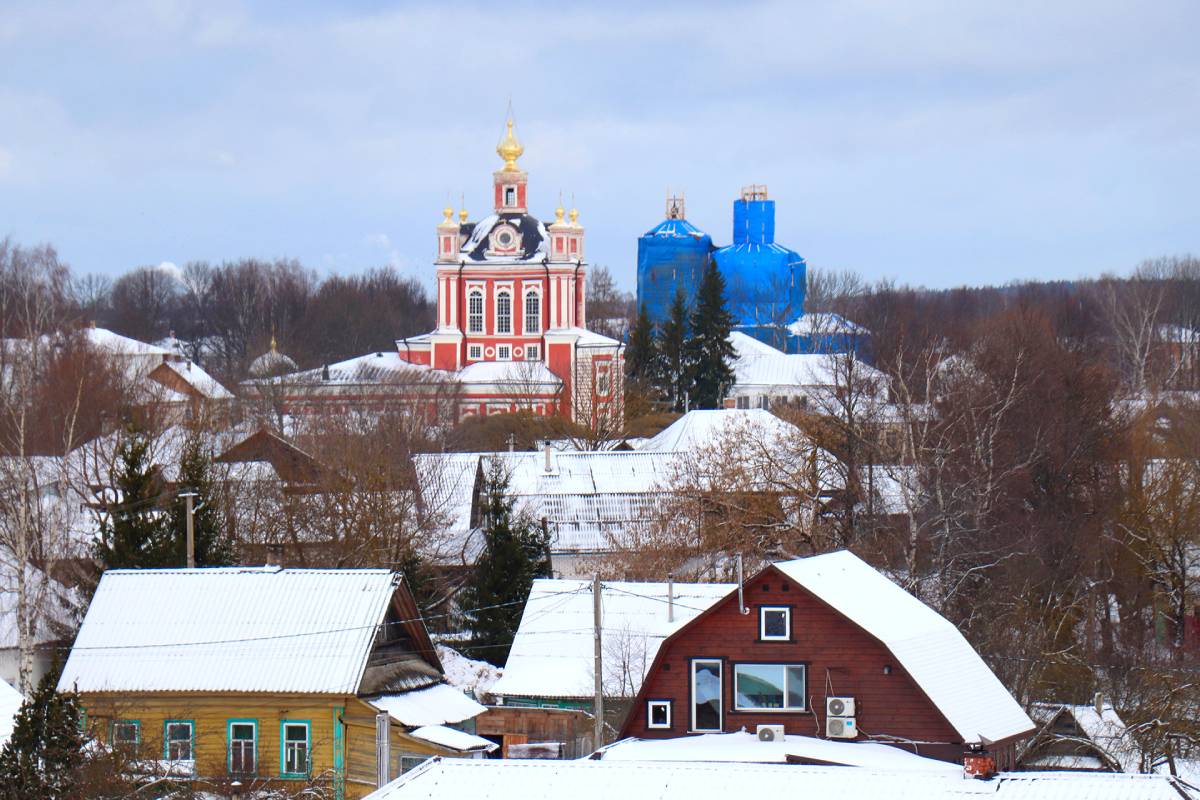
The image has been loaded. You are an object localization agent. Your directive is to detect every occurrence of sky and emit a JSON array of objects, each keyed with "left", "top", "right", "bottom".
[{"left": 1, "top": 0, "right": 1197, "bottom": 295}]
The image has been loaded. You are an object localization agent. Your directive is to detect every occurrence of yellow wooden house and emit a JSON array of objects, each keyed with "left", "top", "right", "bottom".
[{"left": 58, "top": 567, "right": 496, "bottom": 799}]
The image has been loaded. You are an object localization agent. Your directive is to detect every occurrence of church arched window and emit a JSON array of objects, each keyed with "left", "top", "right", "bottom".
[
  {"left": 496, "top": 290, "right": 512, "bottom": 334},
  {"left": 524, "top": 290, "right": 540, "bottom": 334},
  {"left": 468, "top": 289, "right": 484, "bottom": 333}
]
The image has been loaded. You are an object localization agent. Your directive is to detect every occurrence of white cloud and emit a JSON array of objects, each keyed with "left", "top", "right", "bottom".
[{"left": 156, "top": 261, "right": 184, "bottom": 282}]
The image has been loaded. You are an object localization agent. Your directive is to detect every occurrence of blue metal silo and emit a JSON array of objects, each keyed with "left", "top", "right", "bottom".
[{"left": 636, "top": 196, "right": 714, "bottom": 326}]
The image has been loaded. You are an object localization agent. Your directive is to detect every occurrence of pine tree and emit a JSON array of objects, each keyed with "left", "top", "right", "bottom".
[
  {"left": 686, "top": 261, "right": 736, "bottom": 409},
  {"left": 460, "top": 459, "right": 551, "bottom": 666},
  {"left": 625, "top": 303, "right": 658, "bottom": 386},
  {"left": 0, "top": 673, "right": 84, "bottom": 799},
  {"left": 660, "top": 287, "right": 690, "bottom": 412},
  {"left": 168, "top": 432, "right": 235, "bottom": 567},
  {"left": 93, "top": 424, "right": 172, "bottom": 571}
]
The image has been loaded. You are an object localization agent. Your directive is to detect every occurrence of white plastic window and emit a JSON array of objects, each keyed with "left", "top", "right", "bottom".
[
  {"left": 648, "top": 700, "right": 672, "bottom": 730},
  {"left": 760, "top": 606, "right": 790, "bottom": 641},
  {"left": 468, "top": 344, "right": 482, "bottom": 361},
  {"left": 733, "top": 664, "right": 806, "bottom": 712},
  {"left": 691, "top": 659, "right": 722, "bottom": 732},
  {"left": 525, "top": 344, "right": 540, "bottom": 361},
  {"left": 498, "top": 344, "right": 511, "bottom": 361}
]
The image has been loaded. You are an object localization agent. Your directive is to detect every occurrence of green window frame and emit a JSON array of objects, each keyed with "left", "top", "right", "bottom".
[
  {"left": 228, "top": 718, "right": 258, "bottom": 775},
  {"left": 163, "top": 719, "right": 194, "bottom": 761},
  {"left": 112, "top": 719, "right": 140, "bottom": 753},
  {"left": 279, "top": 720, "right": 311, "bottom": 778}
]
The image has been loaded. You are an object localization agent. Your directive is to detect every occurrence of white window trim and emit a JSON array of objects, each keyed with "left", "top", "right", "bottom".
[
  {"left": 496, "top": 289, "right": 513, "bottom": 334},
  {"left": 732, "top": 663, "right": 807, "bottom": 713},
  {"left": 690, "top": 658, "right": 723, "bottom": 733},
  {"left": 525, "top": 344, "right": 540, "bottom": 361},
  {"left": 497, "top": 344, "right": 512, "bottom": 361},
  {"left": 228, "top": 720, "right": 257, "bottom": 775},
  {"left": 467, "top": 289, "right": 484, "bottom": 334},
  {"left": 281, "top": 721, "right": 311, "bottom": 777},
  {"left": 524, "top": 289, "right": 542, "bottom": 334},
  {"left": 647, "top": 700, "right": 672, "bottom": 730},
  {"left": 760, "top": 606, "right": 791, "bottom": 641},
  {"left": 164, "top": 720, "right": 194, "bottom": 761},
  {"left": 468, "top": 344, "right": 482, "bottom": 360}
]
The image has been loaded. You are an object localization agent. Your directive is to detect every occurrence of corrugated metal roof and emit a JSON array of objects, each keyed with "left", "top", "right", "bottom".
[
  {"left": 774, "top": 552, "right": 1034, "bottom": 745},
  {"left": 492, "top": 579, "right": 734, "bottom": 700},
  {"left": 58, "top": 567, "right": 397, "bottom": 694},
  {"left": 366, "top": 759, "right": 1200, "bottom": 800}
]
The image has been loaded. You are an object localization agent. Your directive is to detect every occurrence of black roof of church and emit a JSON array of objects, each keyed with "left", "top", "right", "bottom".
[{"left": 459, "top": 212, "right": 547, "bottom": 262}]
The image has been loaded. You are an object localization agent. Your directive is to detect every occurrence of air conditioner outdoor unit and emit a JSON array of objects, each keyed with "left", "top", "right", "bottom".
[
  {"left": 826, "top": 716, "right": 858, "bottom": 739},
  {"left": 757, "top": 724, "right": 785, "bottom": 742},
  {"left": 826, "top": 696, "right": 856, "bottom": 718}
]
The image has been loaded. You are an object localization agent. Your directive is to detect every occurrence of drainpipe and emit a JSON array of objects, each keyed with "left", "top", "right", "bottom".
[{"left": 736, "top": 554, "right": 749, "bottom": 615}]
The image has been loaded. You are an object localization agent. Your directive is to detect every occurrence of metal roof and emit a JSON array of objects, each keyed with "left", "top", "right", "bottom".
[
  {"left": 365, "top": 759, "right": 1200, "bottom": 800},
  {"left": 58, "top": 567, "right": 398, "bottom": 695}
]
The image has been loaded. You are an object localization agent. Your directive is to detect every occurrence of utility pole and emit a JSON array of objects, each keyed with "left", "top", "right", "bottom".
[
  {"left": 179, "top": 490, "right": 198, "bottom": 568},
  {"left": 592, "top": 574, "right": 604, "bottom": 749}
]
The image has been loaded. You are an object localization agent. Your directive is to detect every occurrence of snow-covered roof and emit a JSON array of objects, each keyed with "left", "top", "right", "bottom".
[
  {"left": 84, "top": 327, "right": 173, "bottom": 357},
  {"left": 408, "top": 725, "right": 497, "bottom": 753},
  {"left": 435, "top": 644, "right": 502, "bottom": 700},
  {"left": 58, "top": 567, "right": 399, "bottom": 694},
  {"left": 492, "top": 579, "right": 734, "bottom": 700},
  {"left": 729, "top": 331, "right": 886, "bottom": 393},
  {"left": 1028, "top": 702, "right": 1139, "bottom": 773},
  {"left": 787, "top": 312, "right": 867, "bottom": 337},
  {"left": 0, "top": 678, "right": 23, "bottom": 747},
  {"left": 597, "top": 730, "right": 957, "bottom": 771},
  {"left": 457, "top": 360, "right": 561, "bottom": 387},
  {"left": 773, "top": 551, "right": 1034, "bottom": 745},
  {"left": 156, "top": 359, "right": 233, "bottom": 400},
  {"left": 250, "top": 351, "right": 434, "bottom": 387},
  {"left": 640, "top": 409, "right": 795, "bottom": 452},
  {"left": 248, "top": 346, "right": 299, "bottom": 377},
  {"left": 366, "top": 683, "right": 486, "bottom": 727},
  {"left": 545, "top": 326, "right": 623, "bottom": 348},
  {"left": 365, "top": 758, "right": 1200, "bottom": 800}
]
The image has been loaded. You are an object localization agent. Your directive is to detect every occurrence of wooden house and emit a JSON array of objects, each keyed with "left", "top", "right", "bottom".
[
  {"left": 58, "top": 567, "right": 495, "bottom": 799},
  {"left": 617, "top": 551, "right": 1034, "bottom": 767}
]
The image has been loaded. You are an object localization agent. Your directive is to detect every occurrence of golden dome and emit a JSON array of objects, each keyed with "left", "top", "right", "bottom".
[
  {"left": 496, "top": 118, "right": 524, "bottom": 171},
  {"left": 568, "top": 207, "right": 580, "bottom": 226},
  {"left": 459, "top": 207, "right": 469, "bottom": 223},
  {"left": 442, "top": 205, "right": 454, "bottom": 224}
]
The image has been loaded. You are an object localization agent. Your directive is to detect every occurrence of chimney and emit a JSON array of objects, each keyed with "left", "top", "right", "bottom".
[
  {"left": 667, "top": 573, "right": 674, "bottom": 623},
  {"left": 266, "top": 543, "right": 285, "bottom": 566},
  {"left": 543, "top": 440, "right": 553, "bottom": 473},
  {"left": 963, "top": 749, "right": 996, "bottom": 780}
]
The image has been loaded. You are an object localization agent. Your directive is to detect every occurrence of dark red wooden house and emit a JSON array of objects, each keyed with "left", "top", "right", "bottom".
[{"left": 618, "top": 551, "right": 1034, "bottom": 767}]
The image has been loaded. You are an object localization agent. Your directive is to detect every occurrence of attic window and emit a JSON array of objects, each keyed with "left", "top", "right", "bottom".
[
  {"left": 504, "top": 186, "right": 516, "bottom": 206},
  {"left": 760, "top": 606, "right": 790, "bottom": 641},
  {"left": 647, "top": 700, "right": 672, "bottom": 730}
]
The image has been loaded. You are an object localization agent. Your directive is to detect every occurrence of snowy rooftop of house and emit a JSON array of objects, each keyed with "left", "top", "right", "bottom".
[
  {"left": 491, "top": 578, "right": 734, "bottom": 700},
  {"left": 58, "top": 567, "right": 399, "bottom": 694},
  {"left": 156, "top": 358, "right": 234, "bottom": 400},
  {"left": 639, "top": 409, "right": 796, "bottom": 452},
  {"left": 457, "top": 360, "right": 561, "bottom": 386},
  {"left": 0, "top": 678, "right": 22, "bottom": 747},
  {"left": 84, "top": 327, "right": 174, "bottom": 357},
  {"left": 786, "top": 312, "right": 867, "bottom": 337},
  {"left": 773, "top": 551, "right": 1034, "bottom": 745},
  {"left": 366, "top": 683, "right": 486, "bottom": 728},
  {"left": 408, "top": 724, "right": 497, "bottom": 753},
  {"left": 729, "top": 331, "right": 886, "bottom": 390},
  {"left": 596, "top": 731, "right": 958, "bottom": 771},
  {"left": 248, "top": 351, "right": 434, "bottom": 387},
  {"left": 1028, "top": 702, "right": 1139, "bottom": 773},
  {"left": 364, "top": 758, "right": 1200, "bottom": 800}
]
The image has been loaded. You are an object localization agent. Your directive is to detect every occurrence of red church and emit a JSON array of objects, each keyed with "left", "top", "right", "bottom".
[
  {"left": 395, "top": 118, "right": 623, "bottom": 425},
  {"left": 244, "top": 120, "right": 624, "bottom": 428}
]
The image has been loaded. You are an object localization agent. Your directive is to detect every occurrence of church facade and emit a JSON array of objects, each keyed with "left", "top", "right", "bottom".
[
  {"left": 394, "top": 120, "right": 624, "bottom": 425},
  {"left": 246, "top": 121, "right": 624, "bottom": 429}
]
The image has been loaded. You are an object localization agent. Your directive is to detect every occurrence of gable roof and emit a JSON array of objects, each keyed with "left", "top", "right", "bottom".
[
  {"left": 365, "top": 758, "right": 1200, "bottom": 800},
  {"left": 772, "top": 551, "right": 1034, "bottom": 745},
  {"left": 491, "top": 579, "right": 734, "bottom": 700},
  {"left": 1026, "top": 702, "right": 1140, "bottom": 773},
  {"left": 58, "top": 567, "right": 401, "bottom": 695}
]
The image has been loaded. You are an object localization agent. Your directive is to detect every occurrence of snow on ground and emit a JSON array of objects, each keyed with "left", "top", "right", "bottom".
[{"left": 437, "top": 644, "right": 502, "bottom": 701}]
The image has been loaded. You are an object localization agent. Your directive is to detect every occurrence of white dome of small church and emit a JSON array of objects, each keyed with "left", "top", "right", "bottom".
[{"left": 249, "top": 336, "right": 298, "bottom": 377}]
